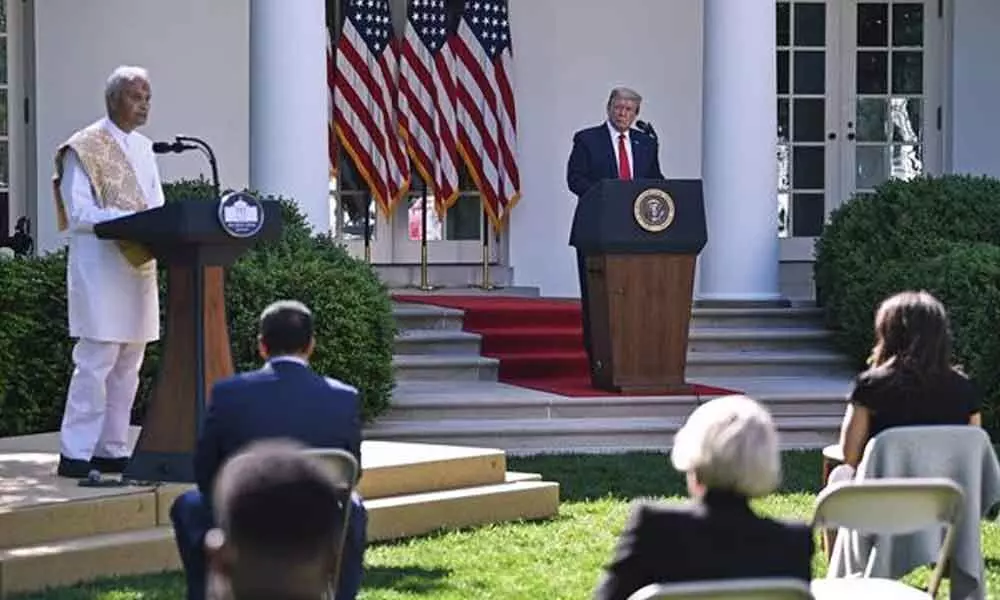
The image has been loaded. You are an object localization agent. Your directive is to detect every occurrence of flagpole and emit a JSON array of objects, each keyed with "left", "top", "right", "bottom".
[
  {"left": 414, "top": 179, "right": 436, "bottom": 291},
  {"left": 363, "top": 197, "right": 372, "bottom": 263},
  {"left": 474, "top": 209, "right": 497, "bottom": 290}
]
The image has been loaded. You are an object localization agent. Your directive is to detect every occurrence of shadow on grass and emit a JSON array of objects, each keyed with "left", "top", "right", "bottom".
[
  {"left": 363, "top": 565, "right": 453, "bottom": 595},
  {"left": 509, "top": 450, "right": 824, "bottom": 503}
]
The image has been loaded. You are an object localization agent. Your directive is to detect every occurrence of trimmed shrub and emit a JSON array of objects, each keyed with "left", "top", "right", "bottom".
[
  {"left": 813, "top": 174, "right": 1000, "bottom": 433},
  {"left": 0, "top": 179, "right": 395, "bottom": 436}
]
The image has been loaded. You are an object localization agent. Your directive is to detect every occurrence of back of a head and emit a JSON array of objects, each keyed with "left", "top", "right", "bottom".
[
  {"left": 870, "top": 290, "right": 953, "bottom": 378},
  {"left": 212, "top": 440, "right": 349, "bottom": 598},
  {"left": 670, "top": 395, "right": 781, "bottom": 497},
  {"left": 259, "top": 300, "right": 314, "bottom": 356}
]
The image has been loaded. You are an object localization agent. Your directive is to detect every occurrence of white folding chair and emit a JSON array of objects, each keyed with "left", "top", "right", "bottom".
[
  {"left": 810, "top": 478, "right": 963, "bottom": 599},
  {"left": 626, "top": 578, "right": 814, "bottom": 599},
  {"left": 300, "top": 448, "right": 360, "bottom": 600}
]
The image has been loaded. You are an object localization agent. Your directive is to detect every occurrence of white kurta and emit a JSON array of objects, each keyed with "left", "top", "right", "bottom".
[{"left": 61, "top": 118, "right": 165, "bottom": 343}]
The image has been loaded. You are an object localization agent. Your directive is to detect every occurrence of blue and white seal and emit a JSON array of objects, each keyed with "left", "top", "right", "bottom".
[{"left": 218, "top": 191, "right": 265, "bottom": 238}]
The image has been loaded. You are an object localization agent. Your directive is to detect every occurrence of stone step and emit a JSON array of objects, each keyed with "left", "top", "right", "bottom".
[
  {"left": 687, "top": 327, "right": 835, "bottom": 353},
  {"left": 685, "top": 350, "right": 853, "bottom": 378},
  {"left": 691, "top": 306, "right": 825, "bottom": 329},
  {"left": 394, "top": 328, "right": 483, "bottom": 355},
  {"left": 377, "top": 264, "right": 516, "bottom": 289},
  {"left": 392, "top": 354, "right": 500, "bottom": 381},
  {"left": 0, "top": 474, "right": 559, "bottom": 597},
  {"left": 393, "top": 303, "right": 466, "bottom": 331},
  {"left": 366, "top": 416, "right": 842, "bottom": 455}
]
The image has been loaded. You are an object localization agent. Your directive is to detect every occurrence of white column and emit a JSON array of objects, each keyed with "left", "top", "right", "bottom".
[
  {"left": 249, "top": 0, "right": 330, "bottom": 233},
  {"left": 698, "top": 0, "right": 782, "bottom": 301}
]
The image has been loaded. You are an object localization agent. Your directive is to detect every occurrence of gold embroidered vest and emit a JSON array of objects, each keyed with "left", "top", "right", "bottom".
[{"left": 52, "top": 126, "right": 153, "bottom": 267}]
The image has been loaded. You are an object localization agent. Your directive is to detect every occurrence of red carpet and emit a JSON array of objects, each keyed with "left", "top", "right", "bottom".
[{"left": 394, "top": 294, "right": 740, "bottom": 398}]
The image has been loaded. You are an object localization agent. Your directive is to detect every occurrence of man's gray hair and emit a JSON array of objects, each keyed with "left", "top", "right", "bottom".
[
  {"left": 670, "top": 395, "right": 781, "bottom": 497},
  {"left": 607, "top": 86, "right": 643, "bottom": 108},
  {"left": 105, "top": 65, "right": 149, "bottom": 109}
]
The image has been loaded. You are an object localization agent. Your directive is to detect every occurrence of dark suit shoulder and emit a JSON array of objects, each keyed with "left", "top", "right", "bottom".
[{"left": 323, "top": 375, "right": 359, "bottom": 396}]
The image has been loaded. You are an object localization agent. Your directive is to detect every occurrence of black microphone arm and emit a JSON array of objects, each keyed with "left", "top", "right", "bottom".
[
  {"left": 636, "top": 119, "right": 657, "bottom": 141},
  {"left": 176, "top": 135, "right": 221, "bottom": 200}
]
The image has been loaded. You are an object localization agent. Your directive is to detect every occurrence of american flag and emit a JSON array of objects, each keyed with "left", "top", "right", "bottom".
[
  {"left": 332, "top": 0, "right": 411, "bottom": 216},
  {"left": 453, "top": 0, "right": 520, "bottom": 228},
  {"left": 327, "top": 28, "right": 338, "bottom": 178},
  {"left": 398, "top": 0, "right": 461, "bottom": 215}
]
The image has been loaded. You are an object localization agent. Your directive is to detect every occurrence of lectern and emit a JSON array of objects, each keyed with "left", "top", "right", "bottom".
[
  {"left": 569, "top": 179, "right": 707, "bottom": 393},
  {"left": 95, "top": 198, "right": 282, "bottom": 482}
]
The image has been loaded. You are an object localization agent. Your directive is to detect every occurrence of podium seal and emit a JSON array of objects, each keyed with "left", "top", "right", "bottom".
[
  {"left": 633, "top": 188, "right": 675, "bottom": 233},
  {"left": 218, "top": 191, "right": 265, "bottom": 238}
]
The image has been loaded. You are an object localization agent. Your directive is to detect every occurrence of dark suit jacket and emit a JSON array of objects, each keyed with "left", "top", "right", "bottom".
[
  {"left": 193, "top": 357, "right": 363, "bottom": 508},
  {"left": 592, "top": 491, "right": 814, "bottom": 600},
  {"left": 566, "top": 123, "right": 664, "bottom": 198}
]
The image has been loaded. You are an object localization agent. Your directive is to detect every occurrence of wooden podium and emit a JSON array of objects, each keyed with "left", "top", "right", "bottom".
[
  {"left": 569, "top": 179, "right": 707, "bottom": 394},
  {"left": 94, "top": 199, "right": 282, "bottom": 483}
]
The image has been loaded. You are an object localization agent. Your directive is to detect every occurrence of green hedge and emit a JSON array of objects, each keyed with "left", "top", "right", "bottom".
[
  {"left": 813, "top": 174, "right": 1000, "bottom": 433},
  {"left": 0, "top": 179, "right": 396, "bottom": 436}
]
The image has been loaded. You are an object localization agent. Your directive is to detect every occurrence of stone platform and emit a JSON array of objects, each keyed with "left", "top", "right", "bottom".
[{"left": 0, "top": 429, "right": 559, "bottom": 597}]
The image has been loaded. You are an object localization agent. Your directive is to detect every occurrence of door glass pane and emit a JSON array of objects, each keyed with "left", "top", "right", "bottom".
[
  {"left": 0, "top": 38, "right": 6, "bottom": 85},
  {"left": 777, "top": 2, "right": 791, "bottom": 46},
  {"left": 892, "top": 3, "right": 924, "bottom": 46},
  {"left": 792, "top": 193, "right": 825, "bottom": 237},
  {"left": 0, "top": 3, "right": 6, "bottom": 33},
  {"left": 856, "top": 51, "right": 888, "bottom": 94},
  {"left": 407, "top": 195, "right": 443, "bottom": 241},
  {"left": 0, "top": 140, "right": 8, "bottom": 188},
  {"left": 793, "top": 3, "right": 825, "bottom": 46},
  {"left": 891, "top": 98, "right": 921, "bottom": 143},
  {"left": 891, "top": 144, "right": 924, "bottom": 180},
  {"left": 778, "top": 98, "right": 790, "bottom": 141},
  {"left": 857, "top": 3, "right": 888, "bottom": 46},
  {"left": 793, "top": 51, "right": 825, "bottom": 93},
  {"left": 792, "top": 146, "right": 825, "bottom": 189},
  {"left": 892, "top": 51, "right": 923, "bottom": 94},
  {"left": 445, "top": 196, "right": 482, "bottom": 241},
  {"left": 856, "top": 98, "right": 888, "bottom": 142},
  {"left": 0, "top": 90, "right": 7, "bottom": 136},
  {"left": 793, "top": 98, "right": 825, "bottom": 142},
  {"left": 777, "top": 50, "right": 790, "bottom": 95},
  {"left": 856, "top": 145, "right": 889, "bottom": 189}
]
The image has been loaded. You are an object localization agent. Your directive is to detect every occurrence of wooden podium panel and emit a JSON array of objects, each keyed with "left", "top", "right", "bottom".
[{"left": 586, "top": 254, "right": 695, "bottom": 394}]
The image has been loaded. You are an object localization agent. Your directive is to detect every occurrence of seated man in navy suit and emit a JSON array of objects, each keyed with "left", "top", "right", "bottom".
[
  {"left": 170, "top": 300, "right": 366, "bottom": 600},
  {"left": 566, "top": 87, "right": 664, "bottom": 360}
]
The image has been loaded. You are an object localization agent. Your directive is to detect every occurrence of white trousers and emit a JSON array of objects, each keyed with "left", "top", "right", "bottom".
[{"left": 59, "top": 338, "right": 146, "bottom": 461}]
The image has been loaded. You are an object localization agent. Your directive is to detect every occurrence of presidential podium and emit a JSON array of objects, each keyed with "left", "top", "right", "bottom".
[
  {"left": 94, "top": 198, "right": 282, "bottom": 482},
  {"left": 569, "top": 179, "right": 707, "bottom": 393}
]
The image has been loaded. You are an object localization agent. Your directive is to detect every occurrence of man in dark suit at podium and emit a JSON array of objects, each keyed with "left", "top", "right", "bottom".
[
  {"left": 169, "top": 300, "right": 367, "bottom": 600},
  {"left": 566, "top": 87, "right": 664, "bottom": 360}
]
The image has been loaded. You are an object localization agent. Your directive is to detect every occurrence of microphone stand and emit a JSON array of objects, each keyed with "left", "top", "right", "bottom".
[{"left": 176, "top": 135, "right": 221, "bottom": 199}]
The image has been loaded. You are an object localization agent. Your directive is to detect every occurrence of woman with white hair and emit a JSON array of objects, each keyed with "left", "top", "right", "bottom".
[{"left": 592, "top": 395, "right": 814, "bottom": 600}]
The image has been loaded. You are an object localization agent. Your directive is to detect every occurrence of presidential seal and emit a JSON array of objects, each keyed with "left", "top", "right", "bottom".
[
  {"left": 218, "top": 191, "right": 265, "bottom": 238},
  {"left": 633, "top": 188, "right": 675, "bottom": 233}
]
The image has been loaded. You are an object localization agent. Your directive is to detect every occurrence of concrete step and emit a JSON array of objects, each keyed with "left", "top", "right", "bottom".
[
  {"left": 0, "top": 474, "right": 559, "bottom": 597},
  {"left": 393, "top": 303, "right": 466, "bottom": 331},
  {"left": 687, "top": 327, "right": 835, "bottom": 353},
  {"left": 691, "top": 306, "right": 825, "bottom": 329},
  {"left": 685, "top": 350, "right": 853, "bottom": 378},
  {"left": 392, "top": 354, "right": 500, "bottom": 381},
  {"left": 394, "top": 329, "right": 483, "bottom": 355},
  {"left": 367, "top": 415, "right": 842, "bottom": 455},
  {"left": 377, "top": 264, "right": 516, "bottom": 289}
]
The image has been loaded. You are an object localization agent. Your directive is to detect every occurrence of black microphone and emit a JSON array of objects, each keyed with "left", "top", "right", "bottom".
[
  {"left": 152, "top": 140, "right": 197, "bottom": 154},
  {"left": 153, "top": 135, "right": 221, "bottom": 199},
  {"left": 635, "top": 119, "right": 657, "bottom": 141}
]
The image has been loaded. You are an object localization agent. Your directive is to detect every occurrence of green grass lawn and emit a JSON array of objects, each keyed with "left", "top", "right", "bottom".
[{"left": 13, "top": 451, "right": 1000, "bottom": 599}]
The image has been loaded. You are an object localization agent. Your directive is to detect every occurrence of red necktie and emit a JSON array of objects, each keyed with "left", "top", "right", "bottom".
[{"left": 617, "top": 133, "right": 631, "bottom": 180}]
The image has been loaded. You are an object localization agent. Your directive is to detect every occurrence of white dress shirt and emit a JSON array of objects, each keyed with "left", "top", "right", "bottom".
[{"left": 607, "top": 120, "right": 634, "bottom": 179}]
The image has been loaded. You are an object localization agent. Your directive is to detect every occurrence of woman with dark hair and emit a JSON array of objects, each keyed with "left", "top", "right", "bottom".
[{"left": 837, "top": 290, "right": 982, "bottom": 468}]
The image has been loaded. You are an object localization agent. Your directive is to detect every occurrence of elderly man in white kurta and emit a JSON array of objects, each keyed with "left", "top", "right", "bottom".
[{"left": 51, "top": 66, "right": 165, "bottom": 479}]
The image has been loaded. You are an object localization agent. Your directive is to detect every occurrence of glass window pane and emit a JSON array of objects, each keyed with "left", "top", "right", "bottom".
[
  {"left": 0, "top": 140, "right": 9, "bottom": 188},
  {"left": 0, "top": 90, "right": 8, "bottom": 136},
  {"left": 857, "top": 3, "right": 888, "bottom": 47},
  {"left": 0, "top": 37, "right": 6, "bottom": 85},
  {"left": 778, "top": 98, "right": 790, "bottom": 142},
  {"left": 891, "top": 144, "right": 924, "bottom": 181},
  {"left": 792, "top": 193, "right": 825, "bottom": 237},
  {"left": 336, "top": 154, "right": 368, "bottom": 192},
  {"left": 856, "top": 145, "right": 889, "bottom": 190},
  {"left": 891, "top": 98, "right": 922, "bottom": 143},
  {"left": 777, "top": 51, "right": 790, "bottom": 95},
  {"left": 407, "top": 195, "right": 443, "bottom": 241},
  {"left": 793, "top": 3, "right": 825, "bottom": 47},
  {"left": 339, "top": 194, "right": 376, "bottom": 241},
  {"left": 792, "top": 146, "right": 824, "bottom": 189},
  {"left": 445, "top": 195, "right": 481, "bottom": 241},
  {"left": 793, "top": 51, "right": 825, "bottom": 94},
  {"left": 856, "top": 51, "right": 888, "bottom": 94},
  {"left": 892, "top": 51, "right": 924, "bottom": 94},
  {"left": 856, "top": 98, "right": 888, "bottom": 142},
  {"left": 777, "top": 144, "right": 791, "bottom": 191},
  {"left": 777, "top": 2, "right": 790, "bottom": 47},
  {"left": 892, "top": 3, "right": 924, "bottom": 46},
  {"left": 458, "top": 164, "right": 477, "bottom": 192},
  {"left": 793, "top": 98, "right": 824, "bottom": 142},
  {"left": 0, "top": 2, "right": 6, "bottom": 33},
  {"left": 778, "top": 191, "right": 790, "bottom": 238}
]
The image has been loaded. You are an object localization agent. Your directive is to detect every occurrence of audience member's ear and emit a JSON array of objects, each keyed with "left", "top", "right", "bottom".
[
  {"left": 256, "top": 335, "right": 268, "bottom": 361},
  {"left": 305, "top": 337, "right": 317, "bottom": 358},
  {"left": 205, "top": 528, "right": 235, "bottom": 577}
]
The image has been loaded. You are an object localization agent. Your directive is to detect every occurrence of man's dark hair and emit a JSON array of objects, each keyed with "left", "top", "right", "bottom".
[{"left": 259, "top": 300, "right": 314, "bottom": 356}]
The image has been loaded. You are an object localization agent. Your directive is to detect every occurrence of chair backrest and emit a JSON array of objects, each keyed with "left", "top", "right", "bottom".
[
  {"left": 813, "top": 477, "right": 963, "bottom": 535},
  {"left": 299, "top": 448, "right": 360, "bottom": 600},
  {"left": 626, "top": 578, "right": 814, "bottom": 600}
]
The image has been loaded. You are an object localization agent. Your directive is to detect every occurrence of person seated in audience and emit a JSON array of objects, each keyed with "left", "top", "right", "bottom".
[
  {"left": 592, "top": 395, "right": 813, "bottom": 600},
  {"left": 835, "top": 290, "right": 982, "bottom": 471},
  {"left": 203, "top": 440, "right": 350, "bottom": 600}
]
